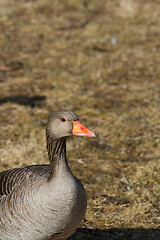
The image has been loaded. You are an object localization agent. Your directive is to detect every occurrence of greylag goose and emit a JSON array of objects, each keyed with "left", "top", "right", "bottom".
[{"left": 0, "top": 110, "right": 95, "bottom": 240}]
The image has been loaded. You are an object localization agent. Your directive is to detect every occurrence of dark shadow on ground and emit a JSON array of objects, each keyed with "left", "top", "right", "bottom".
[
  {"left": 0, "top": 95, "right": 46, "bottom": 107},
  {"left": 68, "top": 227, "right": 160, "bottom": 240}
]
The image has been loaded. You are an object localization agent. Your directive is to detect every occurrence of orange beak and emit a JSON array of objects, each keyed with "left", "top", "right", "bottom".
[{"left": 72, "top": 121, "right": 95, "bottom": 138}]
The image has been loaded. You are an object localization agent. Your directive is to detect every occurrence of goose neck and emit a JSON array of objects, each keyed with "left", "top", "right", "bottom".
[{"left": 46, "top": 132, "right": 68, "bottom": 178}]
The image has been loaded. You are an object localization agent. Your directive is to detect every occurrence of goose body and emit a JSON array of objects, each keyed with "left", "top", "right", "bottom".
[{"left": 0, "top": 110, "right": 95, "bottom": 240}]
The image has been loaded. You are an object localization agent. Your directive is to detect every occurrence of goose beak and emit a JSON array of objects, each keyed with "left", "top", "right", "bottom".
[{"left": 72, "top": 121, "right": 95, "bottom": 138}]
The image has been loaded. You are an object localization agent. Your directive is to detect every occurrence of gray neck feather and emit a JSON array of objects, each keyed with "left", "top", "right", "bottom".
[{"left": 46, "top": 132, "right": 68, "bottom": 179}]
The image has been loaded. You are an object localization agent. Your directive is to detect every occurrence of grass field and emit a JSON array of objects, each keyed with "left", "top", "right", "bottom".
[{"left": 0, "top": 0, "right": 160, "bottom": 239}]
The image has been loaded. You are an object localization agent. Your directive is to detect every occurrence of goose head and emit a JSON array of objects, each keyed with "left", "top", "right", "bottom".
[{"left": 47, "top": 110, "right": 95, "bottom": 140}]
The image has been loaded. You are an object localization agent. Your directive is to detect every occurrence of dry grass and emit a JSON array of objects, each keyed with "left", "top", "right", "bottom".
[{"left": 0, "top": 0, "right": 160, "bottom": 239}]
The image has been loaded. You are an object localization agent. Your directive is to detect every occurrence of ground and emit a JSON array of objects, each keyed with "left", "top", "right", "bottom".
[{"left": 0, "top": 0, "right": 160, "bottom": 239}]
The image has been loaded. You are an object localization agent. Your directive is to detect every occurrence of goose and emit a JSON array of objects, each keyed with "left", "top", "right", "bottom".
[{"left": 0, "top": 110, "right": 95, "bottom": 240}]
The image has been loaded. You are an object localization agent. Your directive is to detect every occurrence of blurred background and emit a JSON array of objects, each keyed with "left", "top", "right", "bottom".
[{"left": 0, "top": 0, "right": 160, "bottom": 239}]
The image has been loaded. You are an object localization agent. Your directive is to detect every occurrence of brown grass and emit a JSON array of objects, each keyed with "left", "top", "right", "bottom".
[{"left": 0, "top": 0, "right": 160, "bottom": 239}]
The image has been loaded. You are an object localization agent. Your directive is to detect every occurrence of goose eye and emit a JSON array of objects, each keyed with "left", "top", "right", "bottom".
[{"left": 61, "top": 117, "right": 66, "bottom": 122}]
